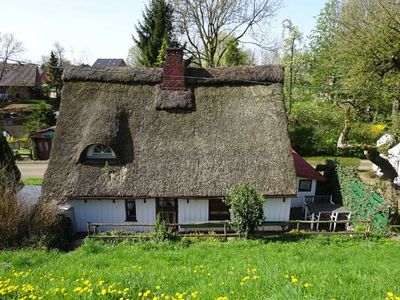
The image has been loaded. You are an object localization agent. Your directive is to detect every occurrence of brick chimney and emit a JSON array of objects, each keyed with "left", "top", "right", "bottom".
[{"left": 161, "top": 48, "right": 186, "bottom": 90}]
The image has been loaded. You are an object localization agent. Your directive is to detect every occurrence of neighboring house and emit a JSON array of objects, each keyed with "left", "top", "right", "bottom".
[
  {"left": 43, "top": 48, "right": 296, "bottom": 233},
  {"left": 0, "top": 63, "right": 42, "bottom": 99},
  {"left": 290, "top": 149, "right": 325, "bottom": 208},
  {"left": 92, "top": 59, "right": 127, "bottom": 68},
  {"left": 0, "top": 103, "right": 32, "bottom": 126},
  {"left": 29, "top": 126, "right": 56, "bottom": 160}
]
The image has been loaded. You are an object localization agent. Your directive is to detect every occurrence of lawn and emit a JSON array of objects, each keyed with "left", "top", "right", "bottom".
[
  {"left": 22, "top": 178, "right": 44, "bottom": 186},
  {"left": 304, "top": 156, "right": 361, "bottom": 168},
  {"left": 1, "top": 236, "right": 400, "bottom": 299}
]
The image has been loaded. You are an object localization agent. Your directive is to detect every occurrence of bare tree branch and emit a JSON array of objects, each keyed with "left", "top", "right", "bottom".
[
  {"left": 174, "top": 0, "right": 281, "bottom": 66},
  {"left": 0, "top": 33, "right": 24, "bottom": 80}
]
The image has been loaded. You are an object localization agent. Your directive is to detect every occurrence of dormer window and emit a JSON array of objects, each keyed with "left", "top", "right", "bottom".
[{"left": 83, "top": 144, "right": 117, "bottom": 164}]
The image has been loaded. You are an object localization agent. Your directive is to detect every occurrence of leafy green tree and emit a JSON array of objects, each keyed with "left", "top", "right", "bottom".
[
  {"left": 308, "top": 0, "right": 341, "bottom": 92},
  {"left": 47, "top": 51, "right": 63, "bottom": 99},
  {"left": 225, "top": 182, "right": 264, "bottom": 239},
  {"left": 134, "top": 0, "right": 175, "bottom": 67},
  {"left": 0, "top": 134, "right": 20, "bottom": 184},
  {"left": 223, "top": 38, "right": 251, "bottom": 66},
  {"left": 25, "top": 103, "right": 56, "bottom": 133}
]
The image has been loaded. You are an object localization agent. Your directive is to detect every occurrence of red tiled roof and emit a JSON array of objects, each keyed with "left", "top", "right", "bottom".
[{"left": 292, "top": 149, "right": 325, "bottom": 181}]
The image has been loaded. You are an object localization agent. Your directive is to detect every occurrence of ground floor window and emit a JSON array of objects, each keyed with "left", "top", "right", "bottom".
[
  {"left": 125, "top": 200, "right": 137, "bottom": 221},
  {"left": 209, "top": 199, "right": 230, "bottom": 221},
  {"left": 299, "top": 180, "right": 312, "bottom": 192}
]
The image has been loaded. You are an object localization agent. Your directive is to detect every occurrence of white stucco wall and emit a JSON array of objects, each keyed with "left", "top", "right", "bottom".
[
  {"left": 66, "top": 199, "right": 156, "bottom": 232},
  {"left": 67, "top": 197, "right": 292, "bottom": 233},
  {"left": 177, "top": 199, "right": 208, "bottom": 223},
  {"left": 290, "top": 177, "right": 317, "bottom": 208},
  {"left": 258, "top": 198, "right": 291, "bottom": 231}
]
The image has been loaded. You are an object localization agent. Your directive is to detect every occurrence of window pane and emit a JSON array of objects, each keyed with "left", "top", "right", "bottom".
[{"left": 299, "top": 180, "right": 312, "bottom": 192}]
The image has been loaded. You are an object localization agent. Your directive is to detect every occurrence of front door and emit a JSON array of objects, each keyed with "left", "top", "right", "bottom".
[{"left": 156, "top": 198, "right": 178, "bottom": 224}]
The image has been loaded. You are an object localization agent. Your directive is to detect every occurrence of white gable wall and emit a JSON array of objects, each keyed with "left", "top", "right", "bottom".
[{"left": 290, "top": 177, "right": 317, "bottom": 207}]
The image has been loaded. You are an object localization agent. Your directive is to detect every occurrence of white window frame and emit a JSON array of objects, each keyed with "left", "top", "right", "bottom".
[{"left": 86, "top": 144, "right": 116, "bottom": 159}]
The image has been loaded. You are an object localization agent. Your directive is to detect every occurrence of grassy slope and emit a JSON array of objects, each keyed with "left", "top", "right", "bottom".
[{"left": 1, "top": 237, "right": 400, "bottom": 299}]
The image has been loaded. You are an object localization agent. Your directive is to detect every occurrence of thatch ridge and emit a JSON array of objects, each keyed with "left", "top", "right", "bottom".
[{"left": 62, "top": 65, "right": 284, "bottom": 85}]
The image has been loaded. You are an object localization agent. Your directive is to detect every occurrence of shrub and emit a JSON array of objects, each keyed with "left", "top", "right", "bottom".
[
  {"left": 152, "top": 215, "right": 176, "bottom": 242},
  {"left": 0, "top": 170, "right": 73, "bottom": 250},
  {"left": 0, "top": 167, "right": 30, "bottom": 248},
  {"left": 225, "top": 182, "right": 264, "bottom": 239}
]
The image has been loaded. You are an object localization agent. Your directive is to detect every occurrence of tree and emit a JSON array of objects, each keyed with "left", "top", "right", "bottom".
[
  {"left": 46, "top": 51, "right": 63, "bottom": 99},
  {"left": 334, "top": 0, "right": 400, "bottom": 183},
  {"left": 0, "top": 134, "right": 20, "bottom": 184},
  {"left": 173, "top": 0, "right": 281, "bottom": 67},
  {"left": 308, "top": 0, "right": 341, "bottom": 91},
  {"left": 282, "top": 19, "right": 303, "bottom": 114},
  {"left": 24, "top": 103, "right": 56, "bottom": 133},
  {"left": 0, "top": 32, "right": 24, "bottom": 80},
  {"left": 223, "top": 38, "right": 252, "bottom": 66},
  {"left": 225, "top": 182, "right": 264, "bottom": 238},
  {"left": 134, "top": 0, "right": 175, "bottom": 67}
]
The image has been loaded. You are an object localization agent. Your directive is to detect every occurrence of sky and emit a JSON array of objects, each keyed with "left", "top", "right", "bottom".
[{"left": 0, "top": 0, "right": 326, "bottom": 65}]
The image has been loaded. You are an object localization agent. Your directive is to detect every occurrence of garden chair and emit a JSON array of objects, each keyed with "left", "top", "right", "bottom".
[{"left": 329, "top": 212, "right": 352, "bottom": 232}]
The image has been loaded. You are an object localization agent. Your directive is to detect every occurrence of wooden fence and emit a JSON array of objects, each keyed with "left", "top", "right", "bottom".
[{"left": 86, "top": 219, "right": 372, "bottom": 240}]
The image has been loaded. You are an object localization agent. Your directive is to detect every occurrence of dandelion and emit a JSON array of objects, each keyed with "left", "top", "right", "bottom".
[
  {"left": 304, "top": 283, "right": 312, "bottom": 288},
  {"left": 290, "top": 276, "right": 298, "bottom": 284},
  {"left": 387, "top": 292, "right": 394, "bottom": 298}
]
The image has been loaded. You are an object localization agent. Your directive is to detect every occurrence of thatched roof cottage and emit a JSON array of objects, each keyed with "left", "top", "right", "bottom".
[{"left": 43, "top": 49, "right": 297, "bottom": 232}]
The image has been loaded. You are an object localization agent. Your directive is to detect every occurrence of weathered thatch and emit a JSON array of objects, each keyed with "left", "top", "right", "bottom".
[{"left": 43, "top": 65, "right": 295, "bottom": 202}]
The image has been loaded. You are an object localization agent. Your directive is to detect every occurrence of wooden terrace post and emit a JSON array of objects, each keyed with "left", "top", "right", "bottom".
[
  {"left": 223, "top": 222, "right": 227, "bottom": 240},
  {"left": 87, "top": 222, "right": 91, "bottom": 236}
]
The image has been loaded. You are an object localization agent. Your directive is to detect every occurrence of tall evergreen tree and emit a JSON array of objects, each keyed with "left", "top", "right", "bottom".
[
  {"left": 134, "top": 0, "right": 175, "bottom": 67},
  {"left": 223, "top": 39, "right": 250, "bottom": 67},
  {"left": 47, "top": 51, "right": 63, "bottom": 99}
]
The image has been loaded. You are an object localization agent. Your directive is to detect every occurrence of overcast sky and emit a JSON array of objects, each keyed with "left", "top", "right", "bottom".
[{"left": 0, "top": 0, "right": 326, "bottom": 65}]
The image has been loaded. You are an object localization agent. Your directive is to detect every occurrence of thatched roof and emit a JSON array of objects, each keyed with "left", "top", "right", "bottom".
[{"left": 43, "top": 65, "right": 296, "bottom": 202}]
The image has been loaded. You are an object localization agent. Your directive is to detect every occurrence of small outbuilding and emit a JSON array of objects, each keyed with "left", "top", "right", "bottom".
[{"left": 43, "top": 49, "right": 296, "bottom": 233}]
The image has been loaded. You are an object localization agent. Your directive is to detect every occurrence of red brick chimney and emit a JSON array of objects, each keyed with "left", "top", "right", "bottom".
[{"left": 161, "top": 48, "right": 186, "bottom": 90}]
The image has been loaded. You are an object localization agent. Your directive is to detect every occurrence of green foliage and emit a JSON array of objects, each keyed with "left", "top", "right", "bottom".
[
  {"left": 81, "top": 239, "right": 107, "bottom": 254},
  {"left": 289, "top": 101, "right": 343, "bottom": 155},
  {"left": 222, "top": 39, "right": 251, "bottom": 66},
  {"left": 134, "top": 0, "right": 175, "bottom": 67},
  {"left": 46, "top": 51, "right": 63, "bottom": 99},
  {"left": 152, "top": 215, "right": 176, "bottom": 242},
  {"left": 225, "top": 183, "right": 264, "bottom": 238},
  {"left": 337, "top": 165, "right": 391, "bottom": 234},
  {"left": 24, "top": 102, "right": 56, "bottom": 133},
  {"left": 0, "top": 134, "right": 20, "bottom": 183},
  {"left": 2, "top": 237, "right": 400, "bottom": 298}
]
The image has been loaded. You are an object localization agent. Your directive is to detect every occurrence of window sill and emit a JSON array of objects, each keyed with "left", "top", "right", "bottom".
[{"left": 125, "top": 219, "right": 137, "bottom": 222}]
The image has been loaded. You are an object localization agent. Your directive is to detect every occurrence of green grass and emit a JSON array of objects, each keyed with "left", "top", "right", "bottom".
[
  {"left": 304, "top": 156, "right": 361, "bottom": 168},
  {"left": 1, "top": 236, "right": 400, "bottom": 299},
  {"left": 22, "top": 178, "right": 43, "bottom": 186}
]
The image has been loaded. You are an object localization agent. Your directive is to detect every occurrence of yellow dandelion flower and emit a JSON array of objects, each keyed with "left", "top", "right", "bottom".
[
  {"left": 138, "top": 292, "right": 143, "bottom": 296},
  {"left": 291, "top": 277, "right": 298, "bottom": 284},
  {"left": 303, "top": 283, "right": 312, "bottom": 288}
]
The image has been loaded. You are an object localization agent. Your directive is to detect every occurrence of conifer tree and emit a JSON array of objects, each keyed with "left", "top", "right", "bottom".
[
  {"left": 47, "top": 51, "right": 63, "bottom": 99},
  {"left": 134, "top": 0, "right": 175, "bottom": 67}
]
